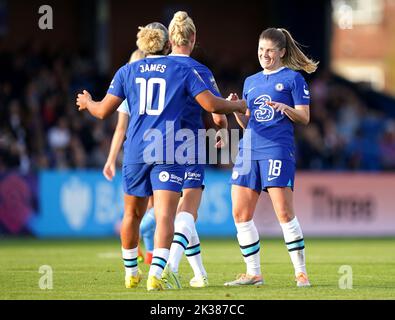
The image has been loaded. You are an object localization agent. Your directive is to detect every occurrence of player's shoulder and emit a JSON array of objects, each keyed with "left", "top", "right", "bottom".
[
  {"left": 169, "top": 55, "right": 210, "bottom": 73},
  {"left": 282, "top": 67, "right": 305, "bottom": 82},
  {"left": 186, "top": 57, "right": 211, "bottom": 72},
  {"left": 245, "top": 71, "right": 263, "bottom": 85},
  {"left": 115, "top": 62, "right": 131, "bottom": 74},
  {"left": 165, "top": 56, "right": 192, "bottom": 71}
]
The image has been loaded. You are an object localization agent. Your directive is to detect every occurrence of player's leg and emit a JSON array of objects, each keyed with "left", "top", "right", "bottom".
[
  {"left": 121, "top": 194, "right": 149, "bottom": 288},
  {"left": 139, "top": 195, "right": 155, "bottom": 264},
  {"left": 224, "top": 159, "right": 263, "bottom": 286},
  {"left": 165, "top": 164, "right": 207, "bottom": 288},
  {"left": 165, "top": 187, "right": 207, "bottom": 288},
  {"left": 224, "top": 184, "right": 263, "bottom": 286},
  {"left": 146, "top": 164, "right": 184, "bottom": 291},
  {"left": 267, "top": 186, "right": 310, "bottom": 287},
  {"left": 121, "top": 163, "right": 152, "bottom": 288},
  {"left": 264, "top": 158, "right": 310, "bottom": 287},
  {"left": 181, "top": 188, "right": 208, "bottom": 288},
  {"left": 147, "top": 189, "right": 181, "bottom": 290}
]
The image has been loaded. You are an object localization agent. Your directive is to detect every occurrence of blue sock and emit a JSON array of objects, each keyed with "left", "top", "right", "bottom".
[{"left": 140, "top": 208, "right": 156, "bottom": 252}]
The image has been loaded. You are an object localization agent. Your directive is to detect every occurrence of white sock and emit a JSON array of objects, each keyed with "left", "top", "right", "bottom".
[
  {"left": 185, "top": 225, "right": 207, "bottom": 277},
  {"left": 235, "top": 220, "right": 261, "bottom": 276},
  {"left": 167, "top": 211, "right": 194, "bottom": 273},
  {"left": 149, "top": 248, "right": 170, "bottom": 279},
  {"left": 121, "top": 247, "right": 139, "bottom": 277},
  {"left": 280, "top": 216, "right": 306, "bottom": 275}
]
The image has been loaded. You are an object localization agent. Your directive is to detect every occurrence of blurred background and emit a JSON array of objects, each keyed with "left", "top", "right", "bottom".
[{"left": 1, "top": 0, "right": 394, "bottom": 238}]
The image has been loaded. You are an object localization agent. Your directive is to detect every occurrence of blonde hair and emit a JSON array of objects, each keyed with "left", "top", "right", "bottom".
[
  {"left": 129, "top": 49, "right": 145, "bottom": 63},
  {"left": 260, "top": 28, "right": 318, "bottom": 74},
  {"left": 136, "top": 22, "right": 169, "bottom": 55},
  {"left": 168, "top": 11, "right": 196, "bottom": 46}
]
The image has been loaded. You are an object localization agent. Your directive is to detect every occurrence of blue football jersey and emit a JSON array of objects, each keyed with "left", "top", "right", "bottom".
[
  {"left": 168, "top": 54, "right": 221, "bottom": 162},
  {"left": 107, "top": 56, "right": 208, "bottom": 164},
  {"left": 239, "top": 67, "right": 310, "bottom": 161}
]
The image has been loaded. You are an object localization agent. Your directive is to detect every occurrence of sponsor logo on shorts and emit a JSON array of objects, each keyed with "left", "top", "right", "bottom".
[
  {"left": 159, "top": 171, "right": 170, "bottom": 182},
  {"left": 232, "top": 171, "right": 239, "bottom": 180},
  {"left": 186, "top": 172, "right": 202, "bottom": 181},
  {"left": 169, "top": 174, "right": 183, "bottom": 185}
]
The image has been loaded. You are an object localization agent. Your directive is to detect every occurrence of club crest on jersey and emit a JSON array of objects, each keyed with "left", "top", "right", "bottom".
[
  {"left": 275, "top": 83, "right": 284, "bottom": 91},
  {"left": 253, "top": 94, "right": 274, "bottom": 122}
]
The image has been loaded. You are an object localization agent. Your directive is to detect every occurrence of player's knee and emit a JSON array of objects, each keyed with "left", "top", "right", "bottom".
[
  {"left": 275, "top": 206, "right": 293, "bottom": 223},
  {"left": 232, "top": 208, "right": 254, "bottom": 223}
]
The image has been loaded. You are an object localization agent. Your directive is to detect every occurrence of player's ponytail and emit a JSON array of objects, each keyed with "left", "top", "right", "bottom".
[
  {"left": 136, "top": 22, "right": 169, "bottom": 55},
  {"left": 129, "top": 49, "right": 145, "bottom": 63},
  {"left": 260, "top": 28, "right": 318, "bottom": 74},
  {"left": 169, "top": 11, "right": 196, "bottom": 47}
]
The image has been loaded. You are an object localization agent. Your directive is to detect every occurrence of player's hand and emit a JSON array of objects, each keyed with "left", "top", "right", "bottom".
[
  {"left": 227, "top": 93, "right": 247, "bottom": 115},
  {"left": 215, "top": 129, "right": 228, "bottom": 148},
  {"left": 238, "top": 99, "right": 247, "bottom": 114},
  {"left": 268, "top": 101, "right": 289, "bottom": 115},
  {"left": 76, "top": 90, "right": 92, "bottom": 111},
  {"left": 226, "top": 93, "right": 239, "bottom": 101},
  {"left": 103, "top": 162, "right": 116, "bottom": 181}
]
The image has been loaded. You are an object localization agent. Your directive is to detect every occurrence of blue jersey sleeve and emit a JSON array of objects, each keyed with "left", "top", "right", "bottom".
[
  {"left": 242, "top": 80, "right": 248, "bottom": 100},
  {"left": 184, "top": 67, "right": 209, "bottom": 98},
  {"left": 200, "top": 69, "right": 221, "bottom": 97},
  {"left": 117, "top": 99, "right": 130, "bottom": 115},
  {"left": 291, "top": 73, "right": 310, "bottom": 106},
  {"left": 242, "top": 77, "right": 252, "bottom": 101},
  {"left": 107, "top": 64, "right": 127, "bottom": 99}
]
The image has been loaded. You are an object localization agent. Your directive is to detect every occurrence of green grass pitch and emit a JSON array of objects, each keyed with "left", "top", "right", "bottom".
[{"left": 0, "top": 237, "right": 394, "bottom": 300}]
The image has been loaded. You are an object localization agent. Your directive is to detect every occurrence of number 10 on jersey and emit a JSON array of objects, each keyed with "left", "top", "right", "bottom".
[{"left": 136, "top": 77, "right": 166, "bottom": 115}]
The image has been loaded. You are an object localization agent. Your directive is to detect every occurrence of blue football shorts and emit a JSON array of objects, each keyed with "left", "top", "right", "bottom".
[
  {"left": 122, "top": 163, "right": 185, "bottom": 197},
  {"left": 183, "top": 163, "right": 205, "bottom": 189},
  {"left": 230, "top": 158, "right": 295, "bottom": 192}
]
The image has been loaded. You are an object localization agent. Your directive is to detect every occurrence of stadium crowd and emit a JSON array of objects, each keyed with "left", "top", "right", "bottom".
[{"left": 1, "top": 45, "right": 395, "bottom": 173}]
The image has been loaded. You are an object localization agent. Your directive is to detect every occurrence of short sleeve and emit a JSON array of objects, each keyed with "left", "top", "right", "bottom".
[
  {"left": 107, "top": 64, "right": 127, "bottom": 99},
  {"left": 117, "top": 99, "right": 130, "bottom": 115},
  {"left": 242, "top": 78, "right": 250, "bottom": 101},
  {"left": 200, "top": 68, "right": 221, "bottom": 97},
  {"left": 184, "top": 67, "right": 208, "bottom": 98},
  {"left": 292, "top": 73, "right": 310, "bottom": 106}
]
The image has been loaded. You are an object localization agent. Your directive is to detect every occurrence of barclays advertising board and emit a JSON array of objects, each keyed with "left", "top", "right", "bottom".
[{"left": 30, "top": 169, "right": 236, "bottom": 237}]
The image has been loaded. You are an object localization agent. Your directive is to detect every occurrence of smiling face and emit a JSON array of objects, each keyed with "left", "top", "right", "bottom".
[{"left": 258, "top": 38, "right": 286, "bottom": 71}]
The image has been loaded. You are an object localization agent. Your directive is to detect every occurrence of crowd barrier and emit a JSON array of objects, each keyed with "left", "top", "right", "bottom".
[{"left": 1, "top": 170, "right": 394, "bottom": 237}]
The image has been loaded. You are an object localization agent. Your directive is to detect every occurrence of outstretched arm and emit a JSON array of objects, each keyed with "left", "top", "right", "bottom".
[
  {"left": 103, "top": 112, "right": 129, "bottom": 181},
  {"left": 195, "top": 90, "right": 247, "bottom": 115},
  {"left": 76, "top": 90, "right": 123, "bottom": 119}
]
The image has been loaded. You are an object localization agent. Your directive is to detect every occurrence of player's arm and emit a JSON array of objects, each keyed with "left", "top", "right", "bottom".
[
  {"left": 195, "top": 90, "right": 247, "bottom": 114},
  {"left": 268, "top": 102, "right": 310, "bottom": 125},
  {"left": 211, "top": 113, "right": 228, "bottom": 148},
  {"left": 103, "top": 112, "right": 129, "bottom": 181},
  {"left": 212, "top": 113, "right": 228, "bottom": 129},
  {"left": 76, "top": 91, "right": 122, "bottom": 119},
  {"left": 226, "top": 93, "right": 250, "bottom": 129},
  {"left": 234, "top": 109, "right": 251, "bottom": 129}
]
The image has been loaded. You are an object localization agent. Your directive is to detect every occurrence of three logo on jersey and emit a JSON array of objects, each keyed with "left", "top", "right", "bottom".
[{"left": 253, "top": 94, "right": 274, "bottom": 122}]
